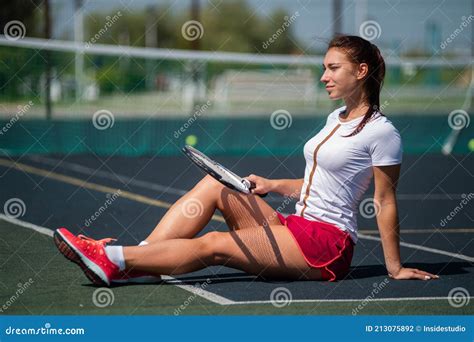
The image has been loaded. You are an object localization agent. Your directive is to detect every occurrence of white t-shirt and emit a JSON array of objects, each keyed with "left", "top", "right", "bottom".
[{"left": 294, "top": 106, "right": 403, "bottom": 243}]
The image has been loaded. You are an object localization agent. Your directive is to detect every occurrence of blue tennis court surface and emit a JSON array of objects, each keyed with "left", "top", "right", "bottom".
[{"left": 0, "top": 153, "right": 472, "bottom": 314}]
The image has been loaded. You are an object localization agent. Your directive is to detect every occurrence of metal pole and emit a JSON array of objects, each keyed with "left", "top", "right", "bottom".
[
  {"left": 44, "top": 0, "right": 52, "bottom": 120},
  {"left": 470, "top": 0, "right": 473, "bottom": 113},
  {"left": 145, "top": 5, "right": 157, "bottom": 90},
  {"left": 74, "top": 0, "right": 84, "bottom": 101},
  {"left": 354, "top": 0, "right": 368, "bottom": 33},
  {"left": 190, "top": 0, "right": 200, "bottom": 51},
  {"left": 333, "top": 0, "right": 342, "bottom": 36},
  {"left": 190, "top": 0, "right": 201, "bottom": 112}
]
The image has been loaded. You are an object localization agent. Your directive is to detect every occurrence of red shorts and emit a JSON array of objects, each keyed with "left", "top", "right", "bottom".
[{"left": 277, "top": 213, "right": 354, "bottom": 281}]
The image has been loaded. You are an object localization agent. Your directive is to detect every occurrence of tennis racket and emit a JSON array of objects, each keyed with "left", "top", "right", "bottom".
[{"left": 182, "top": 145, "right": 267, "bottom": 197}]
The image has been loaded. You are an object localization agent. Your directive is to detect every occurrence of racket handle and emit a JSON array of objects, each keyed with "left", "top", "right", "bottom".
[{"left": 248, "top": 180, "right": 268, "bottom": 198}]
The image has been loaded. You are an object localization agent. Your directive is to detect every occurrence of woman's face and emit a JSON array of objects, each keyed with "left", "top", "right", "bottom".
[{"left": 320, "top": 48, "right": 366, "bottom": 101}]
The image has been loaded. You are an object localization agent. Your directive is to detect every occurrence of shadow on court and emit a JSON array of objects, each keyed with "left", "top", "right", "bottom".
[{"left": 0, "top": 152, "right": 472, "bottom": 314}]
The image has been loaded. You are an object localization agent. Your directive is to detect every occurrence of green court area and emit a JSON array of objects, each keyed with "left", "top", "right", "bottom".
[{"left": 1, "top": 220, "right": 471, "bottom": 316}]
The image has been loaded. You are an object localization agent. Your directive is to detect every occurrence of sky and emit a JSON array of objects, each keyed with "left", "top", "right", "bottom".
[{"left": 50, "top": 0, "right": 473, "bottom": 55}]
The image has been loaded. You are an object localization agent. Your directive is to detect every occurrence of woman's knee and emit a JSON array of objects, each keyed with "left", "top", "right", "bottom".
[
  {"left": 199, "top": 231, "right": 231, "bottom": 266},
  {"left": 194, "top": 175, "right": 224, "bottom": 194}
]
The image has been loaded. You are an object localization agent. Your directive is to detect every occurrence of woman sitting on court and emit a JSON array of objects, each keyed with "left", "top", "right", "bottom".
[{"left": 54, "top": 35, "right": 438, "bottom": 285}]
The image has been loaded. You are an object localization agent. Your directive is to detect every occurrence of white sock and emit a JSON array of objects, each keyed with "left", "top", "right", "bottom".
[
  {"left": 138, "top": 241, "right": 149, "bottom": 246},
  {"left": 104, "top": 246, "right": 125, "bottom": 271}
]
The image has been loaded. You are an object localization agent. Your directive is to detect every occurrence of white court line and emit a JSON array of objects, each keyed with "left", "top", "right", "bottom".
[
  {"left": 230, "top": 296, "right": 474, "bottom": 305},
  {"left": 360, "top": 228, "right": 474, "bottom": 234},
  {"left": 0, "top": 214, "right": 54, "bottom": 237},
  {"left": 26, "top": 155, "right": 467, "bottom": 201},
  {"left": 0, "top": 214, "right": 236, "bottom": 305},
  {"left": 163, "top": 275, "right": 255, "bottom": 284},
  {"left": 161, "top": 276, "right": 235, "bottom": 305},
  {"left": 2, "top": 214, "right": 473, "bottom": 306},
  {"left": 359, "top": 233, "right": 474, "bottom": 263}
]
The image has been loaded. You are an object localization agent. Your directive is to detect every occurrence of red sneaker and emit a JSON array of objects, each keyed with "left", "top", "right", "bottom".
[{"left": 54, "top": 228, "right": 119, "bottom": 286}]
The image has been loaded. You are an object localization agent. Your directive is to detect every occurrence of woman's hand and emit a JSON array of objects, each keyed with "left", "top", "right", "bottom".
[
  {"left": 245, "top": 174, "right": 274, "bottom": 195},
  {"left": 388, "top": 267, "right": 439, "bottom": 280}
]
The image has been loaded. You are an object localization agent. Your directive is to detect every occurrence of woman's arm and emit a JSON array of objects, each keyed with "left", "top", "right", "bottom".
[
  {"left": 246, "top": 174, "right": 303, "bottom": 198},
  {"left": 373, "top": 165, "right": 439, "bottom": 280},
  {"left": 272, "top": 178, "right": 304, "bottom": 198}
]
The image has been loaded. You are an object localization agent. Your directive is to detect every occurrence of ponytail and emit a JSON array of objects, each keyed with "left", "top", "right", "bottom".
[{"left": 328, "top": 36, "right": 386, "bottom": 136}]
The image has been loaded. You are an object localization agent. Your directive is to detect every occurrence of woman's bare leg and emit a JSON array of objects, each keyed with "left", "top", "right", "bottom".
[
  {"left": 144, "top": 175, "right": 281, "bottom": 243},
  {"left": 125, "top": 225, "right": 321, "bottom": 280}
]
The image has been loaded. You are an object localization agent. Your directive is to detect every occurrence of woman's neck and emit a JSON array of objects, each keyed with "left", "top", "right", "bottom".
[{"left": 341, "top": 94, "right": 370, "bottom": 121}]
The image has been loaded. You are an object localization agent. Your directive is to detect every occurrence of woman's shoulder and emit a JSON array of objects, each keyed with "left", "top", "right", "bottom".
[{"left": 366, "top": 112, "right": 400, "bottom": 136}]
